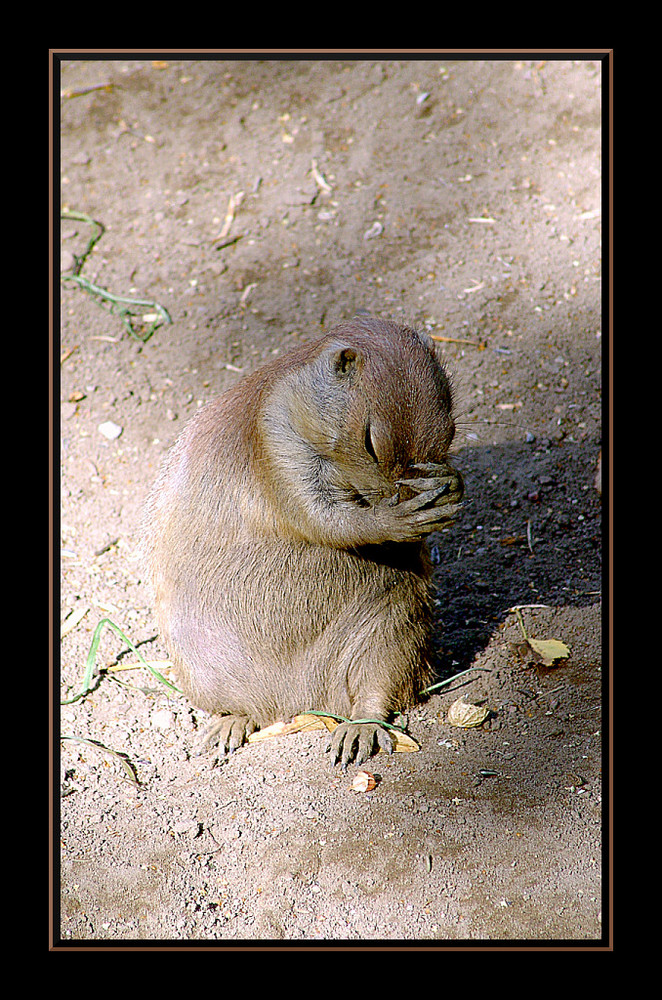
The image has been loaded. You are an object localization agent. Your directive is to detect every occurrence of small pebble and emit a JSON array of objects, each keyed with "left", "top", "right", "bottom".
[
  {"left": 98, "top": 420, "right": 123, "bottom": 440},
  {"left": 364, "top": 221, "right": 384, "bottom": 240},
  {"left": 151, "top": 709, "right": 174, "bottom": 731}
]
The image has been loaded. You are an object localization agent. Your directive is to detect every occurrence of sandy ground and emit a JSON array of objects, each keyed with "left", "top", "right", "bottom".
[{"left": 55, "top": 53, "right": 608, "bottom": 950}]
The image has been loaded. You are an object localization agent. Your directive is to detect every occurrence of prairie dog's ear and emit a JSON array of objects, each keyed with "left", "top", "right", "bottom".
[
  {"left": 415, "top": 327, "right": 435, "bottom": 351},
  {"left": 329, "top": 344, "right": 364, "bottom": 378}
]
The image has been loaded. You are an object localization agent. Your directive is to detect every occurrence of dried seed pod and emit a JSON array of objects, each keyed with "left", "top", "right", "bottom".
[
  {"left": 446, "top": 697, "right": 489, "bottom": 728},
  {"left": 350, "top": 770, "right": 377, "bottom": 793}
]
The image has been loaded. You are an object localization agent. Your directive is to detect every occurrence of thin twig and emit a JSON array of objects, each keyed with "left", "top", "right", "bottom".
[
  {"left": 421, "top": 665, "right": 491, "bottom": 694},
  {"left": 61, "top": 83, "right": 114, "bottom": 100},
  {"left": 429, "top": 333, "right": 486, "bottom": 349}
]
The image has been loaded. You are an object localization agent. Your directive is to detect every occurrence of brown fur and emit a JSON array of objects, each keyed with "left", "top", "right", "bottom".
[{"left": 141, "top": 315, "right": 463, "bottom": 764}]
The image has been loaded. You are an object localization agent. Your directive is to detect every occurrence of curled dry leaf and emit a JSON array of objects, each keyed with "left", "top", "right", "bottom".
[
  {"left": 351, "top": 770, "right": 377, "bottom": 793},
  {"left": 446, "top": 697, "right": 489, "bottom": 728}
]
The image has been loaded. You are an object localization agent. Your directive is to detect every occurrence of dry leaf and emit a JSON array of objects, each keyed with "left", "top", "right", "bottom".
[
  {"left": 246, "top": 714, "right": 419, "bottom": 752},
  {"left": 446, "top": 697, "right": 489, "bottom": 728},
  {"left": 246, "top": 714, "right": 327, "bottom": 744},
  {"left": 387, "top": 730, "right": 420, "bottom": 752},
  {"left": 350, "top": 771, "right": 377, "bottom": 793},
  {"left": 526, "top": 638, "right": 570, "bottom": 667},
  {"left": 248, "top": 721, "right": 289, "bottom": 741}
]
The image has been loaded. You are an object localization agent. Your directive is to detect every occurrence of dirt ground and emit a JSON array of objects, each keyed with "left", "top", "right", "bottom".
[{"left": 55, "top": 53, "right": 608, "bottom": 950}]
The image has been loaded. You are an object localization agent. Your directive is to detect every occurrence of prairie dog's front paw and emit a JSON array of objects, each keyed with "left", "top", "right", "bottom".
[
  {"left": 397, "top": 462, "right": 464, "bottom": 507},
  {"left": 374, "top": 461, "right": 463, "bottom": 540},
  {"left": 199, "top": 714, "right": 257, "bottom": 755}
]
